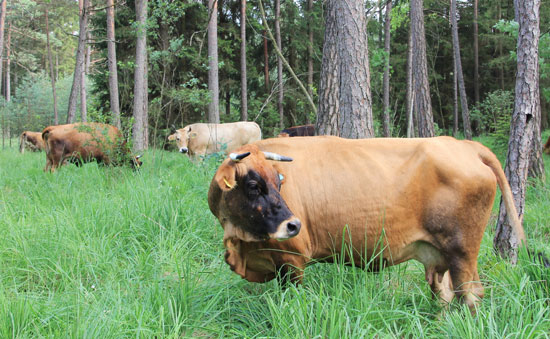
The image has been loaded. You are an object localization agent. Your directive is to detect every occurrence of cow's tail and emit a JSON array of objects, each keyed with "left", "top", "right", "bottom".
[
  {"left": 42, "top": 128, "right": 53, "bottom": 154},
  {"left": 478, "top": 147, "right": 526, "bottom": 247},
  {"left": 19, "top": 132, "right": 26, "bottom": 153}
]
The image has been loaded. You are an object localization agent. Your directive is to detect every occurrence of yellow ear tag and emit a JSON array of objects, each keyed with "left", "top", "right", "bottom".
[{"left": 223, "top": 178, "right": 233, "bottom": 189}]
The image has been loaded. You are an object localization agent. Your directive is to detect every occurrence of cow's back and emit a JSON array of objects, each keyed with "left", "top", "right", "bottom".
[{"left": 251, "top": 136, "right": 497, "bottom": 261}]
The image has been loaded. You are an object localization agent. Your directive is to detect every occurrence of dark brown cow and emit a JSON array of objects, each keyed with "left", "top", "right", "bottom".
[
  {"left": 42, "top": 122, "right": 141, "bottom": 172},
  {"left": 277, "top": 124, "right": 315, "bottom": 138},
  {"left": 19, "top": 131, "right": 46, "bottom": 153},
  {"left": 208, "top": 136, "right": 527, "bottom": 310},
  {"left": 544, "top": 135, "right": 550, "bottom": 155}
]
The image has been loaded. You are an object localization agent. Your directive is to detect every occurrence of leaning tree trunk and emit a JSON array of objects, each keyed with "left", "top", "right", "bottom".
[
  {"left": 207, "top": 0, "right": 220, "bottom": 124},
  {"left": 275, "top": 0, "right": 284, "bottom": 129},
  {"left": 45, "top": 6, "right": 59, "bottom": 125},
  {"left": 452, "top": 43, "right": 458, "bottom": 137},
  {"left": 317, "top": 0, "right": 373, "bottom": 139},
  {"left": 306, "top": 0, "right": 313, "bottom": 125},
  {"left": 410, "top": 0, "right": 434, "bottom": 137},
  {"left": 381, "top": 0, "right": 392, "bottom": 137},
  {"left": 494, "top": 0, "right": 540, "bottom": 263},
  {"left": 106, "top": 0, "right": 121, "bottom": 128},
  {"left": 240, "top": 0, "right": 247, "bottom": 121},
  {"left": 450, "top": 0, "right": 472, "bottom": 139},
  {"left": 66, "top": 0, "right": 89, "bottom": 123},
  {"left": 263, "top": 28, "right": 269, "bottom": 91},
  {"left": 132, "top": 0, "right": 148, "bottom": 151}
]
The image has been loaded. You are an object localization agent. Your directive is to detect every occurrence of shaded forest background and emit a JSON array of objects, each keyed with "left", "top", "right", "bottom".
[{"left": 1, "top": 0, "right": 549, "bottom": 149}]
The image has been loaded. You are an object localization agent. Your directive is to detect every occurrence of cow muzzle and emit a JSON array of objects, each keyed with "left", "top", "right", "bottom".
[
  {"left": 179, "top": 147, "right": 188, "bottom": 154},
  {"left": 269, "top": 218, "right": 301, "bottom": 240}
]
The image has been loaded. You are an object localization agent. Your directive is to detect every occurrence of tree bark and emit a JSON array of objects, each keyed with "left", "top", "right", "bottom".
[
  {"left": 473, "top": 0, "right": 479, "bottom": 104},
  {"left": 410, "top": 0, "right": 434, "bottom": 137},
  {"left": 67, "top": 0, "right": 89, "bottom": 123},
  {"left": 45, "top": 6, "right": 59, "bottom": 125},
  {"left": 406, "top": 30, "right": 415, "bottom": 138},
  {"left": 208, "top": 0, "right": 220, "bottom": 123},
  {"left": 528, "top": 90, "right": 545, "bottom": 180},
  {"left": 275, "top": 0, "right": 283, "bottom": 129},
  {"left": 107, "top": 0, "right": 121, "bottom": 128},
  {"left": 240, "top": 0, "right": 247, "bottom": 121},
  {"left": 306, "top": 0, "right": 313, "bottom": 125},
  {"left": 452, "top": 41, "right": 458, "bottom": 137},
  {"left": 450, "top": 0, "right": 472, "bottom": 139},
  {"left": 0, "top": 0, "right": 6, "bottom": 97},
  {"left": 80, "top": 63, "right": 87, "bottom": 122},
  {"left": 382, "top": 0, "right": 392, "bottom": 137},
  {"left": 5, "top": 22, "right": 9, "bottom": 102},
  {"left": 494, "top": 0, "right": 540, "bottom": 262},
  {"left": 132, "top": 0, "right": 148, "bottom": 151},
  {"left": 317, "top": 0, "right": 374, "bottom": 139},
  {"left": 263, "top": 28, "right": 269, "bottom": 91}
]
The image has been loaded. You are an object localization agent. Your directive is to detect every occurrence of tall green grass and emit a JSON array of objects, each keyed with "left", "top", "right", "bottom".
[{"left": 0, "top": 139, "right": 548, "bottom": 338}]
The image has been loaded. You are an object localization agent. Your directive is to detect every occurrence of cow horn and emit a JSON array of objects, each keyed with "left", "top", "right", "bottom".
[
  {"left": 229, "top": 152, "right": 251, "bottom": 162},
  {"left": 263, "top": 151, "right": 293, "bottom": 162}
]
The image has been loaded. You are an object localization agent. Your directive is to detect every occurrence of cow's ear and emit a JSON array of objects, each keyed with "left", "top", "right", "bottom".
[
  {"left": 167, "top": 134, "right": 176, "bottom": 141},
  {"left": 214, "top": 164, "right": 237, "bottom": 191}
]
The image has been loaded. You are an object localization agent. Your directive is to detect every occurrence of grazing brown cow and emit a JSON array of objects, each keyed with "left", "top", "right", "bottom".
[
  {"left": 173, "top": 122, "right": 261, "bottom": 158},
  {"left": 544, "top": 135, "right": 550, "bottom": 155},
  {"left": 19, "top": 131, "right": 46, "bottom": 153},
  {"left": 42, "top": 122, "right": 141, "bottom": 172},
  {"left": 277, "top": 124, "right": 315, "bottom": 138},
  {"left": 208, "top": 136, "right": 526, "bottom": 310}
]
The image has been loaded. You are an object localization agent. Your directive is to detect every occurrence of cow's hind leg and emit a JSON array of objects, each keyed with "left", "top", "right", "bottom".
[{"left": 448, "top": 255, "right": 483, "bottom": 312}]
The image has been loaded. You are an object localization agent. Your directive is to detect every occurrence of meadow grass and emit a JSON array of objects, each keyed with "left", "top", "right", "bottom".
[{"left": 0, "top": 137, "right": 549, "bottom": 338}]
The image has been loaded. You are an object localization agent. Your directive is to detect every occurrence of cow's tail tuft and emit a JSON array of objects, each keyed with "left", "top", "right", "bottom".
[{"left": 478, "top": 146, "right": 527, "bottom": 247}]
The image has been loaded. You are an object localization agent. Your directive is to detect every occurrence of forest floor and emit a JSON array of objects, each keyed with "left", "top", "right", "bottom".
[{"left": 0, "top": 134, "right": 549, "bottom": 338}]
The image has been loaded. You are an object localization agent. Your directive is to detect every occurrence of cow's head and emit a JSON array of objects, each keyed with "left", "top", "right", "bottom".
[
  {"left": 175, "top": 126, "right": 197, "bottom": 154},
  {"left": 208, "top": 144, "right": 301, "bottom": 242}
]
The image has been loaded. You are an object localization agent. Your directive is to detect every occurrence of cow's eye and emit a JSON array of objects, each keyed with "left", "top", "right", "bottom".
[
  {"left": 247, "top": 181, "right": 260, "bottom": 195},
  {"left": 176, "top": 137, "right": 180, "bottom": 141}
]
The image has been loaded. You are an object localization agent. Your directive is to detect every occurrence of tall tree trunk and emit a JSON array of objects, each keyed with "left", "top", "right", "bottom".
[
  {"left": 275, "top": 0, "right": 283, "bottom": 129},
  {"left": 240, "top": 0, "right": 247, "bottom": 121},
  {"left": 132, "top": 0, "right": 148, "bottom": 151},
  {"left": 67, "top": 0, "right": 89, "bottom": 123},
  {"left": 208, "top": 0, "right": 220, "bottom": 123},
  {"left": 406, "top": 30, "right": 415, "bottom": 138},
  {"left": 45, "top": 6, "right": 59, "bottom": 125},
  {"left": 107, "top": 0, "right": 121, "bottom": 128},
  {"left": 382, "top": 0, "right": 392, "bottom": 137},
  {"left": 86, "top": 31, "right": 91, "bottom": 74},
  {"left": 306, "top": 0, "right": 313, "bottom": 125},
  {"left": 450, "top": 0, "right": 472, "bottom": 139},
  {"left": 528, "top": 90, "right": 545, "bottom": 180},
  {"left": 80, "top": 65, "right": 87, "bottom": 122},
  {"left": 410, "top": 0, "right": 434, "bottom": 137},
  {"left": 317, "top": 0, "right": 373, "bottom": 139},
  {"left": 452, "top": 41, "right": 458, "bottom": 137},
  {"left": 263, "top": 28, "right": 269, "bottom": 91},
  {"left": 494, "top": 0, "right": 540, "bottom": 262},
  {"left": 0, "top": 0, "right": 6, "bottom": 97},
  {"left": 5, "top": 22, "right": 9, "bottom": 146},
  {"left": 473, "top": 0, "right": 479, "bottom": 104}
]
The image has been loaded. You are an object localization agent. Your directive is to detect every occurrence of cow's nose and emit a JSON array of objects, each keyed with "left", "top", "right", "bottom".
[
  {"left": 286, "top": 219, "right": 301, "bottom": 237},
  {"left": 179, "top": 147, "right": 188, "bottom": 154}
]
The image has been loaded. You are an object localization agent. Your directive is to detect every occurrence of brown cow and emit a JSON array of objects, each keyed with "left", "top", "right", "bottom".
[
  {"left": 544, "top": 135, "right": 550, "bottom": 154},
  {"left": 42, "top": 122, "right": 141, "bottom": 172},
  {"left": 19, "top": 131, "right": 46, "bottom": 153},
  {"left": 277, "top": 124, "right": 315, "bottom": 138},
  {"left": 208, "top": 136, "right": 527, "bottom": 310}
]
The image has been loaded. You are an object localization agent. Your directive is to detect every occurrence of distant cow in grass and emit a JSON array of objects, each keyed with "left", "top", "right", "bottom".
[
  {"left": 544, "top": 135, "right": 550, "bottom": 155},
  {"left": 173, "top": 122, "right": 262, "bottom": 158},
  {"left": 19, "top": 131, "right": 46, "bottom": 153},
  {"left": 277, "top": 124, "right": 315, "bottom": 138},
  {"left": 42, "top": 122, "right": 142, "bottom": 172}
]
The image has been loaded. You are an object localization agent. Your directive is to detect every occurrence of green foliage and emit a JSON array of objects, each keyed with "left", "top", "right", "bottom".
[
  {"left": 471, "top": 90, "right": 514, "bottom": 152},
  {"left": 0, "top": 136, "right": 549, "bottom": 337}
]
